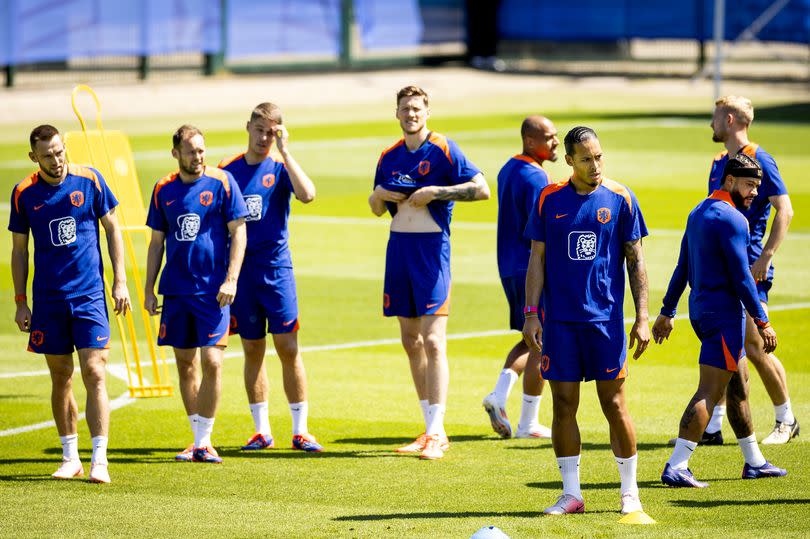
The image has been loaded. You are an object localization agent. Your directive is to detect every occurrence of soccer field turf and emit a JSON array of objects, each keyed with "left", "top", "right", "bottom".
[{"left": 0, "top": 90, "right": 808, "bottom": 537}]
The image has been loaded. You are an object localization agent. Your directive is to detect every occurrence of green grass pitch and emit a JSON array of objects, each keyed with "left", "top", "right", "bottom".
[{"left": 0, "top": 89, "right": 808, "bottom": 538}]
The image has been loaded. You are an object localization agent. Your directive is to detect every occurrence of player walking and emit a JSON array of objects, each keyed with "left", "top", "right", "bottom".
[
  {"left": 9, "top": 125, "right": 131, "bottom": 483},
  {"left": 482, "top": 115, "right": 557, "bottom": 439},
  {"left": 144, "top": 125, "right": 248, "bottom": 463},
  {"left": 523, "top": 127, "right": 650, "bottom": 515},
  {"left": 219, "top": 103, "right": 322, "bottom": 452},
  {"left": 369, "top": 86, "right": 490, "bottom": 460}
]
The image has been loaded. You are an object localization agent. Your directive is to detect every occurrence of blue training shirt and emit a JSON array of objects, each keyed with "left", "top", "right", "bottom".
[
  {"left": 524, "top": 178, "right": 647, "bottom": 322},
  {"left": 374, "top": 132, "right": 481, "bottom": 235},
  {"left": 219, "top": 153, "right": 294, "bottom": 268},
  {"left": 708, "top": 144, "right": 787, "bottom": 276},
  {"left": 661, "top": 190, "right": 768, "bottom": 324},
  {"left": 8, "top": 164, "right": 117, "bottom": 300},
  {"left": 497, "top": 155, "right": 549, "bottom": 279},
  {"left": 146, "top": 166, "right": 248, "bottom": 296}
]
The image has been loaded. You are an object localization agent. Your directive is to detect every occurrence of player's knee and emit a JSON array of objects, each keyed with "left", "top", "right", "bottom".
[
  {"left": 744, "top": 341, "right": 766, "bottom": 364},
  {"left": 726, "top": 374, "right": 749, "bottom": 402},
  {"left": 81, "top": 361, "right": 106, "bottom": 387},
  {"left": 552, "top": 393, "right": 578, "bottom": 416},
  {"left": 201, "top": 354, "right": 223, "bottom": 374},
  {"left": 401, "top": 333, "right": 423, "bottom": 355},
  {"left": 275, "top": 341, "right": 299, "bottom": 363},
  {"left": 49, "top": 363, "right": 74, "bottom": 385},
  {"left": 422, "top": 333, "right": 445, "bottom": 358}
]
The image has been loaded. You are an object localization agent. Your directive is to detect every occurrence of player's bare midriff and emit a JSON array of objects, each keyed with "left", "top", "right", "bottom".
[{"left": 390, "top": 202, "right": 441, "bottom": 233}]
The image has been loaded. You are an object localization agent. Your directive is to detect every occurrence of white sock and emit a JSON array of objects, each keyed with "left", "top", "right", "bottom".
[
  {"left": 60, "top": 434, "right": 79, "bottom": 461},
  {"left": 426, "top": 403, "right": 446, "bottom": 436},
  {"left": 557, "top": 455, "right": 582, "bottom": 500},
  {"left": 615, "top": 454, "right": 638, "bottom": 495},
  {"left": 290, "top": 401, "right": 308, "bottom": 435},
  {"left": 91, "top": 436, "right": 108, "bottom": 465},
  {"left": 706, "top": 405, "right": 726, "bottom": 434},
  {"left": 774, "top": 400, "right": 795, "bottom": 425},
  {"left": 493, "top": 369, "right": 518, "bottom": 407},
  {"left": 419, "top": 399, "right": 430, "bottom": 427},
  {"left": 518, "top": 394, "right": 542, "bottom": 431},
  {"left": 667, "top": 438, "right": 698, "bottom": 470},
  {"left": 250, "top": 401, "right": 271, "bottom": 435},
  {"left": 188, "top": 414, "right": 200, "bottom": 440},
  {"left": 195, "top": 416, "right": 215, "bottom": 449},
  {"left": 737, "top": 434, "right": 767, "bottom": 467}
]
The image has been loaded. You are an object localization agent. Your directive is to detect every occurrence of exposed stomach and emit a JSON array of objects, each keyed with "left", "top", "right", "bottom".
[{"left": 391, "top": 202, "right": 441, "bottom": 233}]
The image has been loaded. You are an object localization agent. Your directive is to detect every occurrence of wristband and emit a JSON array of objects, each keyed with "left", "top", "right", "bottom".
[
  {"left": 523, "top": 305, "right": 538, "bottom": 315},
  {"left": 754, "top": 318, "right": 770, "bottom": 329},
  {"left": 14, "top": 294, "right": 26, "bottom": 303}
]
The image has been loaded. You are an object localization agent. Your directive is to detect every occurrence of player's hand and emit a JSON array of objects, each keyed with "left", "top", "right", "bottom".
[
  {"left": 373, "top": 185, "right": 407, "bottom": 203},
  {"left": 750, "top": 255, "right": 772, "bottom": 283},
  {"left": 407, "top": 186, "right": 436, "bottom": 208},
  {"left": 144, "top": 290, "right": 161, "bottom": 316},
  {"left": 651, "top": 314, "right": 675, "bottom": 344},
  {"left": 628, "top": 317, "right": 651, "bottom": 359},
  {"left": 758, "top": 325, "right": 777, "bottom": 354},
  {"left": 522, "top": 316, "right": 543, "bottom": 353},
  {"left": 217, "top": 277, "right": 237, "bottom": 307},
  {"left": 273, "top": 124, "right": 289, "bottom": 154},
  {"left": 111, "top": 280, "right": 131, "bottom": 316},
  {"left": 14, "top": 303, "right": 31, "bottom": 332}
]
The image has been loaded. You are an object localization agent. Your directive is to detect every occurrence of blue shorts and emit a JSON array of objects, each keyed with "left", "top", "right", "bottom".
[
  {"left": 690, "top": 316, "right": 745, "bottom": 372},
  {"left": 756, "top": 278, "right": 772, "bottom": 304},
  {"left": 383, "top": 231, "right": 451, "bottom": 318},
  {"left": 158, "top": 294, "right": 230, "bottom": 349},
  {"left": 28, "top": 291, "right": 110, "bottom": 355},
  {"left": 541, "top": 319, "right": 627, "bottom": 382},
  {"left": 501, "top": 274, "right": 526, "bottom": 331},
  {"left": 231, "top": 265, "right": 299, "bottom": 339}
]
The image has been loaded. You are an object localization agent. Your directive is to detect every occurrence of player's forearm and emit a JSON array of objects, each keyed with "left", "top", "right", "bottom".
[
  {"left": 10, "top": 247, "right": 29, "bottom": 297},
  {"left": 281, "top": 150, "right": 316, "bottom": 203},
  {"left": 432, "top": 174, "right": 490, "bottom": 202},
  {"left": 225, "top": 221, "right": 247, "bottom": 282},
  {"left": 525, "top": 244, "right": 545, "bottom": 307},
  {"left": 105, "top": 227, "right": 127, "bottom": 286},
  {"left": 368, "top": 192, "right": 387, "bottom": 216},
  {"left": 761, "top": 203, "right": 793, "bottom": 258},
  {"left": 144, "top": 243, "right": 164, "bottom": 293},
  {"left": 624, "top": 240, "right": 649, "bottom": 321}
]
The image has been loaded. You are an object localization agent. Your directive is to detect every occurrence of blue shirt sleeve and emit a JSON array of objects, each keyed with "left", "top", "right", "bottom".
[
  {"left": 756, "top": 148, "right": 788, "bottom": 198},
  {"left": 91, "top": 168, "right": 118, "bottom": 218},
  {"left": 145, "top": 183, "right": 167, "bottom": 232},
  {"left": 224, "top": 174, "right": 249, "bottom": 222},
  {"left": 524, "top": 189, "right": 545, "bottom": 242},
  {"left": 8, "top": 186, "right": 29, "bottom": 234},
  {"left": 447, "top": 139, "right": 481, "bottom": 185},
  {"left": 660, "top": 232, "right": 689, "bottom": 317},
  {"left": 523, "top": 169, "right": 547, "bottom": 221},
  {"left": 719, "top": 215, "right": 769, "bottom": 324},
  {"left": 621, "top": 190, "right": 648, "bottom": 243},
  {"left": 373, "top": 153, "right": 385, "bottom": 189}
]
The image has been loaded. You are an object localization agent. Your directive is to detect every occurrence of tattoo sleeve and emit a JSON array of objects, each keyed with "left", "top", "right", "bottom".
[
  {"left": 432, "top": 175, "right": 486, "bottom": 202},
  {"left": 624, "top": 239, "right": 649, "bottom": 319}
]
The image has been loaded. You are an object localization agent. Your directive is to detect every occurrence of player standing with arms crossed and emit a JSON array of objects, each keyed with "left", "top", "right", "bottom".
[
  {"left": 523, "top": 126, "right": 650, "bottom": 515},
  {"left": 655, "top": 154, "right": 787, "bottom": 487},
  {"left": 369, "top": 86, "right": 490, "bottom": 460},
  {"left": 144, "top": 125, "right": 248, "bottom": 464},
  {"left": 482, "top": 115, "right": 557, "bottom": 439},
  {"left": 9, "top": 125, "right": 130, "bottom": 483},
  {"left": 219, "top": 103, "right": 322, "bottom": 452},
  {"left": 699, "top": 96, "right": 797, "bottom": 445}
]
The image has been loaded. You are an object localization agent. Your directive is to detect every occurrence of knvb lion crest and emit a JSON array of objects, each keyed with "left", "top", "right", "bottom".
[
  {"left": 244, "top": 195, "right": 263, "bottom": 222},
  {"left": 69, "top": 191, "right": 84, "bottom": 207},
  {"left": 597, "top": 207, "right": 611, "bottom": 224},
  {"left": 568, "top": 231, "right": 597, "bottom": 261},
  {"left": 199, "top": 190, "right": 214, "bottom": 206},
  {"left": 48, "top": 217, "right": 77, "bottom": 246},
  {"left": 176, "top": 213, "right": 201, "bottom": 241}
]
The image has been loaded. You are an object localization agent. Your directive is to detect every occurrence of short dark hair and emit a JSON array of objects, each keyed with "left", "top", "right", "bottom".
[
  {"left": 172, "top": 124, "right": 203, "bottom": 149},
  {"left": 29, "top": 124, "right": 60, "bottom": 150},
  {"left": 723, "top": 153, "right": 762, "bottom": 180},
  {"left": 396, "top": 85, "right": 429, "bottom": 107},
  {"left": 250, "top": 102, "right": 283, "bottom": 124},
  {"left": 564, "top": 126, "right": 598, "bottom": 156}
]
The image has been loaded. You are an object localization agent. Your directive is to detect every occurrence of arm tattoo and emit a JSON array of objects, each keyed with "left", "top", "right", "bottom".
[
  {"left": 433, "top": 182, "right": 480, "bottom": 201},
  {"left": 624, "top": 239, "right": 649, "bottom": 317}
]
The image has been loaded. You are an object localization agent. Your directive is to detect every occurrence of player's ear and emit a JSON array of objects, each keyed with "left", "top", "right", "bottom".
[
  {"left": 245, "top": 120, "right": 251, "bottom": 132},
  {"left": 28, "top": 151, "right": 37, "bottom": 163},
  {"left": 564, "top": 154, "right": 573, "bottom": 166},
  {"left": 171, "top": 147, "right": 179, "bottom": 160}
]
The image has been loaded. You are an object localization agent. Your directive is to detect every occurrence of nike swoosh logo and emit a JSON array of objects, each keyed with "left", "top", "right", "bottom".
[
  {"left": 606, "top": 367, "right": 619, "bottom": 373},
  {"left": 165, "top": 200, "right": 176, "bottom": 206},
  {"left": 282, "top": 320, "right": 295, "bottom": 326},
  {"left": 426, "top": 303, "right": 438, "bottom": 309},
  {"left": 34, "top": 204, "right": 45, "bottom": 211},
  {"left": 555, "top": 213, "right": 568, "bottom": 219},
  {"left": 96, "top": 335, "right": 109, "bottom": 341},
  {"left": 208, "top": 332, "right": 222, "bottom": 338}
]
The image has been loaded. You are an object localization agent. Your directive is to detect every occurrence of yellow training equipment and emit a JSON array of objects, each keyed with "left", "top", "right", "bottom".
[{"left": 64, "top": 85, "right": 173, "bottom": 398}]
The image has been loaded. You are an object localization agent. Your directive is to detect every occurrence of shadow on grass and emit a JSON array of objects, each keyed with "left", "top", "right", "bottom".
[
  {"left": 331, "top": 434, "right": 490, "bottom": 446},
  {"left": 671, "top": 498, "right": 810, "bottom": 508},
  {"left": 333, "top": 508, "right": 622, "bottom": 521},
  {"left": 216, "top": 447, "right": 400, "bottom": 460},
  {"left": 506, "top": 441, "right": 671, "bottom": 451},
  {"left": 527, "top": 480, "right": 663, "bottom": 490}
]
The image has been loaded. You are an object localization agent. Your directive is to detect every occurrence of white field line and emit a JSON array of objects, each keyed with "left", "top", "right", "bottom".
[
  {"left": 0, "top": 118, "right": 707, "bottom": 170},
  {"left": 2, "top": 300, "right": 809, "bottom": 438}
]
